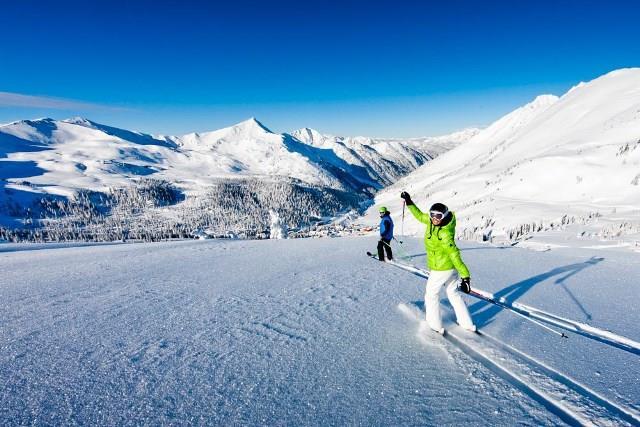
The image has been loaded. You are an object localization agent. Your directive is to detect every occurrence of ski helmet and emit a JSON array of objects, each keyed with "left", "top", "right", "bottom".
[
  {"left": 379, "top": 206, "right": 389, "bottom": 214},
  {"left": 429, "top": 202, "right": 449, "bottom": 220}
]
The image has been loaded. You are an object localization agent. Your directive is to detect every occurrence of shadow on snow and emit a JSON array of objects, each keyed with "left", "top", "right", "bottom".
[{"left": 469, "top": 256, "right": 604, "bottom": 327}]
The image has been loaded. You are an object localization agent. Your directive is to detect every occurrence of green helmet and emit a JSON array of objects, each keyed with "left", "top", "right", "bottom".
[{"left": 379, "top": 206, "right": 389, "bottom": 213}]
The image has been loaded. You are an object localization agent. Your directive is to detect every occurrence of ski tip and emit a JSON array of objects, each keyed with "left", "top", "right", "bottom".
[{"left": 366, "top": 251, "right": 373, "bottom": 256}]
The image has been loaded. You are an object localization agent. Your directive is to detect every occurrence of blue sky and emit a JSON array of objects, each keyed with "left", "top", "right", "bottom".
[{"left": 1, "top": 0, "right": 639, "bottom": 137}]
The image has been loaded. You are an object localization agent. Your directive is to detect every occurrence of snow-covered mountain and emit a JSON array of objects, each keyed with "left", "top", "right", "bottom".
[
  {"left": 0, "top": 116, "right": 471, "bottom": 239},
  {"left": 290, "top": 127, "right": 479, "bottom": 187},
  {"left": 0, "top": 116, "right": 469, "bottom": 201},
  {"left": 0, "top": 117, "right": 175, "bottom": 201},
  {"left": 365, "top": 68, "right": 640, "bottom": 247}
]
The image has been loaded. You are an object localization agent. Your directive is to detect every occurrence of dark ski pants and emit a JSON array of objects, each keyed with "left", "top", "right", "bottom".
[{"left": 377, "top": 238, "right": 393, "bottom": 261}]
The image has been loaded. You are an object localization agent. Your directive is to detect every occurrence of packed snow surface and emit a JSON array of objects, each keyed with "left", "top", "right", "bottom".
[{"left": 1, "top": 237, "right": 638, "bottom": 425}]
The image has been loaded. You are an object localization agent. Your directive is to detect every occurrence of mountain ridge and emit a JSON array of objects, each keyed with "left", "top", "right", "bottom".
[{"left": 0, "top": 115, "right": 473, "bottom": 197}]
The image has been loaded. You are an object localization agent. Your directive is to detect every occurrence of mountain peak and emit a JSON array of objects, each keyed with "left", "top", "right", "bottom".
[
  {"left": 178, "top": 117, "right": 276, "bottom": 146},
  {"left": 63, "top": 116, "right": 96, "bottom": 126},
  {"left": 1, "top": 117, "right": 57, "bottom": 131},
  {"left": 530, "top": 94, "right": 560, "bottom": 107},
  {"left": 233, "top": 117, "right": 272, "bottom": 134},
  {"left": 292, "top": 127, "right": 322, "bottom": 137},
  {"left": 290, "top": 127, "right": 334, "bottom": 146},
  {"left": 15, "top": 117, "right": 55, "bottom": 125}
]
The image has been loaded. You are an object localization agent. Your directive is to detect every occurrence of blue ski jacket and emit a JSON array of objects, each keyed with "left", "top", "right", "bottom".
[{"left": 380, "top": 214, "right": 394, "bottom": 240}]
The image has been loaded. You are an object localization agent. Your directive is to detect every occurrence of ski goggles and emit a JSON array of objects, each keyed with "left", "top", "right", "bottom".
[{"left": 430, "top": 210, "right": 448, "bottom": 220}]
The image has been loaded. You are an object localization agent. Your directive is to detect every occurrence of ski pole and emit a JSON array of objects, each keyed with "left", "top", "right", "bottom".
[
  {"left": 401, "top": 200, "right": 405, "bottom": 238},
  {"left": 468, "top": 290, "right": 568, "bottom": 338},
  {"left": 392, "top": 237, "right": 418, "bottom": 262},
  {"left": 381, "top": 238, "right": 413, "bottom": 262},
  {"left": 391, "top": 238, "right": 412, "bottom": 260}
]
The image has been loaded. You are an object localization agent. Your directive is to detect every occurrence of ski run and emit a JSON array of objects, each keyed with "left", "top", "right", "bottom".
[
  {"left": 378, "top": 253, "right": 640, "bottom": 425},
  {"left": 1, "top": 236, "right": 638, "bottom": 425}
]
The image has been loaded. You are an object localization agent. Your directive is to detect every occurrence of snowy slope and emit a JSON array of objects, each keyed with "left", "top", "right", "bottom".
[
  {"left": 365, "top": 68, "right": 640, "bottom": 247},
  {"left": 290, "top": 127, "right": 479, "bottom": 187},
  {"left": 0, "top": 236, "right": 638, "bottom": 425},
  {"left": 0, "top": 118, "right": 174, "bottom": 200},
  {"left": 0, "top": 116, "right": 466, "bottom": 202},
  {"left": 1, "top": 116, "right": 474, "bottom": 239},
  {"left": 0, "top": 118, "right": 338, "bottom": 198},
  {"left": 166, "top": 118, "right": 356, "bottom": 192}
]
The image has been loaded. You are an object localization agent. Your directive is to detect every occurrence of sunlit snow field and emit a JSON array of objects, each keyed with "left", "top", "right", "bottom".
[{"left": 1, "top": 237, "right": 638, "bottom": 425}]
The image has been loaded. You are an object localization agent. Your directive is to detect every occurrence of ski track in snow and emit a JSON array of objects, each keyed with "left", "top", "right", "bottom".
[
  {"left": 398, "top": 303, "right": 639, "bottom": 426},
  {"left": 1, "top": 237, "right": 638, "bottom": 425}
]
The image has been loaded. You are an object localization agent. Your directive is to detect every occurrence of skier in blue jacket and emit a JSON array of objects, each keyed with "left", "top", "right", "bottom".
[{"left": 377, "top": 206, "right": 394, "bottom": 261}]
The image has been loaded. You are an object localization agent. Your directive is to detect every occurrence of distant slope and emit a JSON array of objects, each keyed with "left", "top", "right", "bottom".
[
  {"left": 0, "top": 116, "right": 469, "bottom": 240},
  {"left": 289, "top": 127, "right": 479, "bottom": 187},
  {"left": 364, "top": 68, "right": 640, "bottom": 244},
  {"left": 0, "top": 117, "right": 470, "bottom": 200},
  {"left": 0, "top": 118, "right": 174, "bottom": 200},
  {"left": 0, "top": 118, "right": 347, "bottom": 198}
]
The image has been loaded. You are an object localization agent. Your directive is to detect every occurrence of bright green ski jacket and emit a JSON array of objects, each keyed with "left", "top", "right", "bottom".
[{"left": 407, "top": 204, "right": 470, "bottom": 278}]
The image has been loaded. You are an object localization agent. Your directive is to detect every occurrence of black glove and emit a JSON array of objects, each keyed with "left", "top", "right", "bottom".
[
  {"left": 460, "top": 277, "right": 471, "bottom": 294},
  {"left": 400, "top": 191, "right": 414, "bottom": 205}
]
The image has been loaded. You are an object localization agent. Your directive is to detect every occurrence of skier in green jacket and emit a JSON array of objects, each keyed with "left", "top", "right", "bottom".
[{"left": 400, "top": 191, "right": 476, "bottom": 334}]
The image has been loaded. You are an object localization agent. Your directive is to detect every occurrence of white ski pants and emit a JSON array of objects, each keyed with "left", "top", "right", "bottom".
[{"left": 425, "top": 269, "right": 475, "bottom": 332}]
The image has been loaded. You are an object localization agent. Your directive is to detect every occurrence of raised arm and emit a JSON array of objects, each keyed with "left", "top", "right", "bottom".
[
  {"left": 407, "top": 204, "right": 432, "bottom": 225},
  {"left": 401, "top": 192, "right": 431, "bottom": 225}
]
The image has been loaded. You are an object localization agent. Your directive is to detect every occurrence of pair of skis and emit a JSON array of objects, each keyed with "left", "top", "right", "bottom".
[{"left": 366, "top": 251, "right": 569, "bottom": 339}]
